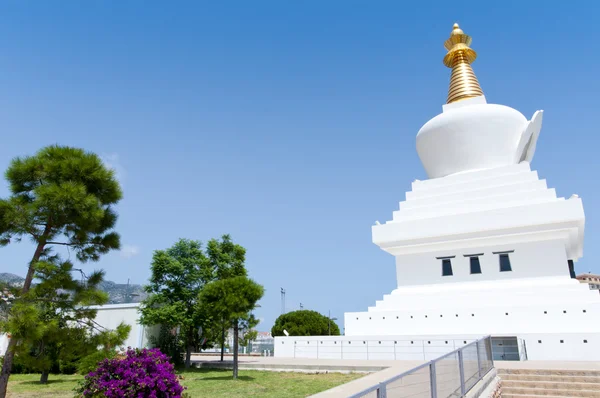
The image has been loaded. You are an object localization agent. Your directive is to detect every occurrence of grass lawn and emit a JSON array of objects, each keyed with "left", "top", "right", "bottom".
[{"left": 8, "top": 368, "right": 364, "bottom": 397}]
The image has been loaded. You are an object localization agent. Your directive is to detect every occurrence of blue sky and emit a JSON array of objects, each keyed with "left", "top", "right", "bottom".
[{"left": 0, "top": 1, "right": 598, "bottom": 331}]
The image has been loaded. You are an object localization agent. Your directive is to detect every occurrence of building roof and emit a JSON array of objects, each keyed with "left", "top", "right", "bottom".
[{"left": 576, "top": 274, "right": 600, "bottom": 280}]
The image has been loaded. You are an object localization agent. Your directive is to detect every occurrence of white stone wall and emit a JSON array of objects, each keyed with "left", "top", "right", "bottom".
[
  {"left": 340, "top": 163, "right": 599, "bottom": 361},
  {"left": 275, "top": 333, "right": 600, "bottom": 361},
  {"left": 345, "top": 276, "right": 600, "bottom": 335},
  {"left": 518, "top": 333, "right": 600, "bottom": 361},
  {"left": 394, "top": 239, "right": 569, "bottom": 287}
]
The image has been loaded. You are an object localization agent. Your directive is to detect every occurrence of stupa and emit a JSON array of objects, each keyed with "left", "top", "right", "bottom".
[{"left": 342, "top": 24, "right": 599, "bottom": 361}]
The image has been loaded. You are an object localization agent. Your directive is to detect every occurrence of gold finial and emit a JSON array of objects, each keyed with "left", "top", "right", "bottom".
[
  {"left": 451, "top": 23, "right": 463, "bottom": 36},
  {"left": 443, "top": 23, "right": 484, "bottom": 104}
]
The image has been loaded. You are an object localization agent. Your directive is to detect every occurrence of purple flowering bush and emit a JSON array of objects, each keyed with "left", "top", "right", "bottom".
[{"left": 77, "top": 348, "right": 186, "bottom": 398}]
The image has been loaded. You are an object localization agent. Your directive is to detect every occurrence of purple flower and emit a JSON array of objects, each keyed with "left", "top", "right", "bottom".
[{"left": 77, "top": 348, "right": 186, "bottom": 398}]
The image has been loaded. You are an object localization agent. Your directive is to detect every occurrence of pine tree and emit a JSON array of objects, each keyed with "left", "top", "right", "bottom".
[
  {"left": 4, "top": 257, "right": 129, "bottom": 383},
  {"left": 199, "top": 276, "right": 264, "bottom": 379},
  {"left": 205, "top": 235, "right": 247, "bottom": 361},
  {"left": 0, "top": 145, "right": 122, "bottom": 396}
]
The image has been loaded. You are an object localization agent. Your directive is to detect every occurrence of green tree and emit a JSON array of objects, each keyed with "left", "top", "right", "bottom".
[
  {"left": 149, "top": 325, "right": 183, "bottom": 366},
  {"left": 199, "top": 276, "right": 264, "bottom": 379},
  {"left": 239, "top": 329, "right": 258, "bottom": 348},
  {"left": 206, "top": 234, "right": 247, "bottom": 361},
  {"left": 6, "top": 257, "right": 109, "bottom": 383},
  {"left": 206, "top": 235, "right": 247, "bottom": 280},
  {"left": 5, "top": 257, "right": 130, "bottom": 382},
  {"left": 271, "top": 310, "right": 340, "bottom": 337},
  {"left": 139, "top": 239, "right": 213, "bottom": 369},
  {"left": 74, "top": 322, "right": 131, "bottom": 375},
  {"left": 0, "top": 145, "right": 122, "bottom": 396}
]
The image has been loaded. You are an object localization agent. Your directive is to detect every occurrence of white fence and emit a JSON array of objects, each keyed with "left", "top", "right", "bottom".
[{"left": 275, "top": 335, "right": 483, "bottom": 361}]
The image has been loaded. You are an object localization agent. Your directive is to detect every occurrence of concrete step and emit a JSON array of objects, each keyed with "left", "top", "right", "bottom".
[
  {"left": 502, "top": 386, "right": 600, "bottom": 397},
  {"left": 501, "top": 374, "right": 600, "bottom": 383},
  {"left": 504, "top": 380, "right": 600, "bottom": 391},
  {"left": 498, "top": 368, "right": 600, "bottom": 377},
  {"left": 503, "top": 395, "right": 578, "bottom": 398}
]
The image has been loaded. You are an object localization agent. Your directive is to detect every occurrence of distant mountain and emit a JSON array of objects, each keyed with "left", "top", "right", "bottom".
[
  {"left": 98, "top": 280, "right": 147, "bottom": 304},
  {"left": 0, "top": 272, "right": 147, "bottom": 304},
  {"left": 0, "top": 273, "right": 25, "bottom": 287}
]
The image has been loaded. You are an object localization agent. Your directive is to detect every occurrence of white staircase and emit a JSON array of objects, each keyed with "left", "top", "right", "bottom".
[{"left": 499, "top": 368, "right": 600, "bottom": 398}]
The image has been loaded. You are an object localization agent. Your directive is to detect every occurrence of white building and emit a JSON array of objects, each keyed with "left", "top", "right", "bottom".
[
  {"left": 276, "top": 23, "right": 600, "bottom": 362},
  {"left": 576, "top": 273, "right": 600, "bottom": 293},
  {"left": 0, "top": 303, "right": 153, "bottom": 356},
  {"left": 89, "top": 303, "right": 155, "bottom": 350}
]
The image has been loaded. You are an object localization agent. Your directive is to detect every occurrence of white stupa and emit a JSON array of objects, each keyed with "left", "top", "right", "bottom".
[{"left": 343, "top": 24, "right": 599, "bottom": 361}]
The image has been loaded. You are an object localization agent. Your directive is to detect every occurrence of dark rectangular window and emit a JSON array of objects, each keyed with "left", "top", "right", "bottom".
[
  {"left": 442, "top": 259, "right": 453, "bottom": 276},
  {"left": 470, "top": 257, "right": 482, "bottom": 274},
  {"left": 499, "top": 254, "right": 512, "bottom": 272}
]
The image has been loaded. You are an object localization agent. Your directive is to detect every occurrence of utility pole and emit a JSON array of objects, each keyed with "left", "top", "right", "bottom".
[{"left": 280, "top": 288, "right": 286, "bottom": 315}]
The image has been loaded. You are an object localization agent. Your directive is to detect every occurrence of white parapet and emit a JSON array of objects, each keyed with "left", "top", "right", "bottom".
[
  {"left": 274, "top": 333, "right": 600, "bottom": 361},
  {"left": 274, "top": 335, "right": 482, "bottom": 361}
]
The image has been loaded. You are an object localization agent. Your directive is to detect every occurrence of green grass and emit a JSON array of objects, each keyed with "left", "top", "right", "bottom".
[
  {"left": 8, "top": 368, "right": 364, "bottom": 397},
  {"left": 7, "top": 374, "right": 81, "bottom": 397}
]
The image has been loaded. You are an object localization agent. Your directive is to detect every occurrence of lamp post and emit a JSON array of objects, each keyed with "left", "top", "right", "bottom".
[{"left": 328, "top": 310, "right": 338, "bottom": 336}]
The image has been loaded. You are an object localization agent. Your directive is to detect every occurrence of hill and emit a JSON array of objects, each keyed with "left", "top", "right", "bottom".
[{"left": 0, "top": 272, "right": 146, "bottom": 304}]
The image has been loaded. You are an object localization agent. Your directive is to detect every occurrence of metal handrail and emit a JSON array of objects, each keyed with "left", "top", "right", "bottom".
[{"left": 348, "top": 335, "right": 494, "bottom": 398}]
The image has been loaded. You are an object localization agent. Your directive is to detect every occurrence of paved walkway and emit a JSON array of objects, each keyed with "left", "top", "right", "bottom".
[
  {"left": 190, "top": 354, "right": 420, "bottom": 373},
  {"left": 309, "top": 362, "right": 425, "bottom": 397},
  {"left": 191, "top": 355, "right": 600, "bottom": 397},
  {"left": 191, "top": 355, "right": 424, "bottom": 397}
]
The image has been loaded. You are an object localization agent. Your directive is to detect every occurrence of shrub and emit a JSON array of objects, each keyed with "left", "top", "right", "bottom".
[
  {"left": 0, "top": 352, "right": 53, "bottom": 374},
  {"left": 0, "top": 355, "right": 29, "bottom": 374},
  {"left": 77, "top": 348, "right": 185, "bottom": 398},
  {"left": 271, "top": 310, "right": 341, "bottom": 336},
  {"left": 76, "top": 349, "right": 119, "bottom": 375},
  {"left": 149, "top": 325, "right": 184, "bottom": 366}
]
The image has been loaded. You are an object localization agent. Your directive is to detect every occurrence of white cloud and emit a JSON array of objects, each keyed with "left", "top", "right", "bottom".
[
  {"left": 101, "top": 153, "right": 126, "bottom": 183},
  {"left": 120, "top": 244, "right": 140, "bottom": 259}
]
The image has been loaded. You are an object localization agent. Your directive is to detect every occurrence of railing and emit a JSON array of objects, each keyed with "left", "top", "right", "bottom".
[{"left": 348, "top": 336, "right": 494, "bottom": 398}]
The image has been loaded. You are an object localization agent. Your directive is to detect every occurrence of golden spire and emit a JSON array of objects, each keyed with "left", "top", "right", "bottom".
[{"left": 443, "top": 23, "right": 484, "bottom": 104}]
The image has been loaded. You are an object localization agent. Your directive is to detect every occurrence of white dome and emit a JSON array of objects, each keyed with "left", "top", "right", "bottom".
[{"left": 416, "top": 96, "right": 543, "bottom": 179}]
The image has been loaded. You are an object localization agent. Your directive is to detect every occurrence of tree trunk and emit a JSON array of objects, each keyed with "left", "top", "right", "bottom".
[
  {"left": 220, "top": 324, "right": 225, "bottom": 362},
  {"left": 40, "top": 370, "right": 49, "bottom": 384},
  {"left": 0, "top": 233, "right": 49, "bottom": 398},
  {"left": 233, "top": 320, "right": 239, "bottom": 379},
  {"left": 185, "top": 343, "right": 192, "bottom": 369},
  {"left": 185, "top": 328, "right": 192, "bottom": 369}
]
